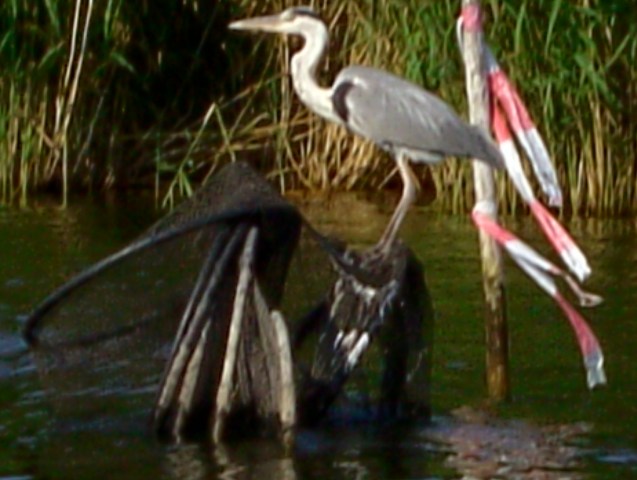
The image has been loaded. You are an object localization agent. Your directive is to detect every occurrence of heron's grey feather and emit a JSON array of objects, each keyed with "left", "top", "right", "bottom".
[{"left": 335, "top": 65, "right": 503, "bottom": 168}]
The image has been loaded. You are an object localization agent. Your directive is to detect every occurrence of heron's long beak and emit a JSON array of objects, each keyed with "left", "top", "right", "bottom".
[{"left": 229, "top": 14, "right": 284, "bottom": 33}]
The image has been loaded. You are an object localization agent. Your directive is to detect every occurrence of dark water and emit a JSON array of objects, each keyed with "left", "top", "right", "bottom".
[{"left": 1, "top": 192, "right": 636, "bottom": 479}]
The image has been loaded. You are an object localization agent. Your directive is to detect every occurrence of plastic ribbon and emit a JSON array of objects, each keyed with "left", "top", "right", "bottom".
[
  {"left": 457, "top": 6, "right": 605, "bottom": 389},
  {"left": 473, "top": 204, "right": 606, "bottom": 388},
  {"left": 491, "top": 105, "right": 591, "bottom": 282},
  {"left": 485, "top": 47, "right": 563, "bottom": 208}
]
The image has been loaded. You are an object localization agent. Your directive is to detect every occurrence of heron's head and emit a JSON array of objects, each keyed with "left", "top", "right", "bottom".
[{"left": 229, "top": 6, "right": 324, "bottom": 36}]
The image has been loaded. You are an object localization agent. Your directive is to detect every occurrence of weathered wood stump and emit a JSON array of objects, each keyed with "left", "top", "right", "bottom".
[{"left": 23, "top": 162, "right": 433, "bottom": 446}]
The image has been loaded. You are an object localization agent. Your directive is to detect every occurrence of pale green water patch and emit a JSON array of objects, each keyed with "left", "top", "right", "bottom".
[{"left": 0, "top": 192, "right": 635, "bottom": 479}]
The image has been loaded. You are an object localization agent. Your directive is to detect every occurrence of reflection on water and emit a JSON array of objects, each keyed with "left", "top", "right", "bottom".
[
  {"left": 424, "top": 408, "right": 589, "bottom": 479},
  {"left": 1, "top": 192, "right": 636, "bottom": 479}
]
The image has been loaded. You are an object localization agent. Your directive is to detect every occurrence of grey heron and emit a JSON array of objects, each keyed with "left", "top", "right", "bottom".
[{"left": 230, "top": 6, "right": 504, "bottom": 254}]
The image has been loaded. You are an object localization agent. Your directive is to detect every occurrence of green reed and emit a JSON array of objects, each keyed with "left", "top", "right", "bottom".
[
  {"left": 0, "top": 0, "right": 243, "bottom": 205},
  {"left": 225, "top": 0, "right": 636, "bottom": 216},
  {"left": 485, "top": 0, "right": 637, "bottom": 216},
  {"left": 1, "top": 0, "right": 635, "bottom": 216},
  {"left": 0, "top": 0, "right": 132, "bottom": 204}
]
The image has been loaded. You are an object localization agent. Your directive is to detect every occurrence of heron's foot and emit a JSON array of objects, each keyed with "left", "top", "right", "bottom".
[{"left": 366, "top": 237, "right": 403, "bottom": 265}]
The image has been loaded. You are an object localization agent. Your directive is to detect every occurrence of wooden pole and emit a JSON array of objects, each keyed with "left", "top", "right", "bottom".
[{"left": 460, "top": 0, "right": 510, "bottom": 401}]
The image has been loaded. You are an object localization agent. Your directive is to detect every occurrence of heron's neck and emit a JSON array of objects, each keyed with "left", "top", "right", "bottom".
[{"left": 290, "top": 22, "right": 340, "bottom": 124}]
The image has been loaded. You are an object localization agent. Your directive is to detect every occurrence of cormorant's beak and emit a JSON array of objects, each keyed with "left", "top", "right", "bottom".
[{"left": 229, "top": 14, "right": 285, "bottom": 33}]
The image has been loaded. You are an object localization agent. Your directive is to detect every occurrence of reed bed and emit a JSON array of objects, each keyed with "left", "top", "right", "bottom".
[{"left": 0, "top": 0, "right": 635, "bottom": 215}]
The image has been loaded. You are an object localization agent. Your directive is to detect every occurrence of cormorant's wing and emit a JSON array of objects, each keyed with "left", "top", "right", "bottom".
[{"left": 292, "top": 235, "right": 435, "bottom": 425}]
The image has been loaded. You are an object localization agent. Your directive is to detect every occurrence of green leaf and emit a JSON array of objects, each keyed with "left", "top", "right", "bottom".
[
  {"left": 43, "top": 0, "right": 61, "bottom": 38},
  {"left": 109, "top": 51, "right": 136, "bottom": 74},
  {"left": 544, "top": 0, "right": 563, "bottom": 55},
  {"left": 36, "top": 42, "right": 64, "bottom": 75}
]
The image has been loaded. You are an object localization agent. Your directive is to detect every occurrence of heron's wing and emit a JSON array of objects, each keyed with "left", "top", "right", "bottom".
[{"left": 335, "top": 65, "right": 503, "bottom": 168}]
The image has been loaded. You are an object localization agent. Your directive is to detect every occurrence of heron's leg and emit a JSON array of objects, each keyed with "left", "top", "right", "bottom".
[{"left": 377, "top": 153, "right": 418, "bottom": 254}]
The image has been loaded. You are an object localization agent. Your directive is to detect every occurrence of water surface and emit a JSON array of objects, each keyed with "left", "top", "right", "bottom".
[{"left": 0, "top": 192, "right": 635, "bottom": 479}]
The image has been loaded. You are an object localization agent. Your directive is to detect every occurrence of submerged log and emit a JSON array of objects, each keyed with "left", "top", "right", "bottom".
[{"left": 23, "top": 161, "right": 433, "bottom": 445}]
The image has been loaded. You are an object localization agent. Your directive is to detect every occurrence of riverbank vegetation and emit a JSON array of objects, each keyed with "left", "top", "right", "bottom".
[{"left": 1, "top": 0, "right": 635, "bottom": 216}]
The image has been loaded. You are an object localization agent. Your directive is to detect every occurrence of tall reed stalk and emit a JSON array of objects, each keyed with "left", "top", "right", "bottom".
[
  {"left": 0, "top": 0, "right": 242, "bottom": 205},
  {"left": 1, "top": 0, "right": 635, "bottom": 216}
]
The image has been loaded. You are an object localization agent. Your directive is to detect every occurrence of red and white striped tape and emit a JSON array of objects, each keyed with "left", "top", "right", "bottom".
[
  {"left": 472, "top": 205, "right": 606, "bottom": 388},
  {"left": 491, "top": 104, "right": 591, "bottom": 281},
  {"left": 457, "top": 15, "right": 563, "bottom": 205},
  {"left": 458, "top": 8, "right": 604, "bottom": 389},
  {"left": 485, "top": 47, "right": 563, "bottom": 208},
  {"left": 458, "top": 15, "right": 589, "bottom": 281}
]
